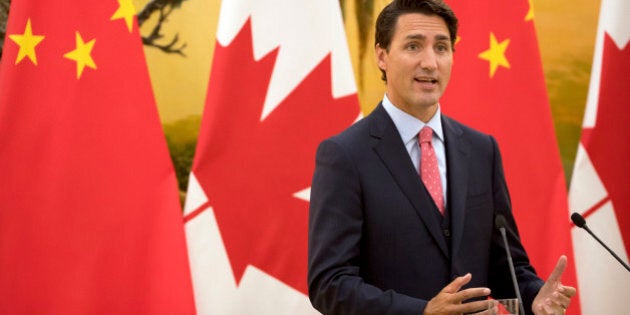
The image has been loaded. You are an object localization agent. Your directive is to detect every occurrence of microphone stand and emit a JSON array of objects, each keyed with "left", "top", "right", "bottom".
[
  {"left": 496, "top": 215, "right": 527, "bottom": 315},
  {"left": 498, "top": 225, "right": 527, "bottom": 315}
]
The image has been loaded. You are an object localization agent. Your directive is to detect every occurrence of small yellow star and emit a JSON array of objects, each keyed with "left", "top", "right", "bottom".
[
  {"left": 64, "top": 32, "right": 97, "bottom": 79},
  {"left": 111, "top": 0, "right": 137, "bottom": 32},
  {"left": 478, "top": 32, "right": 510, "bottom": 78},
  {"left": 8, "top": 18, "right": 45, "bottom": 65},
  {"left": 525, "top": 0, "right": 535, "bottom": 21}
]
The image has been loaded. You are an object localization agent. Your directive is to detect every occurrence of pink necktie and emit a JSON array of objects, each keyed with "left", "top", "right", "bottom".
[{"left": 419, "top": 126, "right": 444, "bottom": 214}]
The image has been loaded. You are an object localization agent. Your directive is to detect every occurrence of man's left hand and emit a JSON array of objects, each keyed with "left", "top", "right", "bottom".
[{"left": 532, "top": 255, "right": 577, "bottom": 315}]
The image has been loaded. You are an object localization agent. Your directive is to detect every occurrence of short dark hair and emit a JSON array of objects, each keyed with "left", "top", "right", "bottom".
[{"left": 375, "top": 0, "right": 459, "bottom": 81}]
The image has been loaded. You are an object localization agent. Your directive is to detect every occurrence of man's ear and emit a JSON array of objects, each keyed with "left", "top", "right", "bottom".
[{"left": 375, "top": 43, "right": 387, "bottom": 72}]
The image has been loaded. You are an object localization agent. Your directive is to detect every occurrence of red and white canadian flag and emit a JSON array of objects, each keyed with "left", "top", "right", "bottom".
[
  {"left": 569, "top": 0, "right": 630, "bottom": 314},
  {"left": 183, "top": 0, "right": 360, "bottom": 313}
]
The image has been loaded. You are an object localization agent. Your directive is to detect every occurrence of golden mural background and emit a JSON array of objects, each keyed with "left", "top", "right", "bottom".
[{"left": 128, "top": 0, "right": 600, "bottom": 192}]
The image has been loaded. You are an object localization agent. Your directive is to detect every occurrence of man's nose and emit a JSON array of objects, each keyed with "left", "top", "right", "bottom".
[{"left": 419, "top": 49, "right": 437, "bottom": 71}]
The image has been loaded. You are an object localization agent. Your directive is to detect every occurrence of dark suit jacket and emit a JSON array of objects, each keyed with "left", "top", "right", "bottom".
[{"left": 308, "top": 104, "right": 544, "bottom": 315}]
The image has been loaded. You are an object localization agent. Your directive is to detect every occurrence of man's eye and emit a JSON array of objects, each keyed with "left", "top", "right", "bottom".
[{"left": 436, "top": 45, "right": 449, "bottom": 52}]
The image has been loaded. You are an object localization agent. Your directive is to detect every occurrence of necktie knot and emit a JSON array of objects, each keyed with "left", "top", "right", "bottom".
[{"left": 419, "top": 126, "right": 433, "bottom": 144}]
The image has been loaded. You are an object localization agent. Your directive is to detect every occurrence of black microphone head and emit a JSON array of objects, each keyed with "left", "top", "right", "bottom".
[
  {"left": 571, "top": 212, "right": 586, "bottom": 228},
  {"left": 495, "top": 214, "right": 508, "bottom": 230}
]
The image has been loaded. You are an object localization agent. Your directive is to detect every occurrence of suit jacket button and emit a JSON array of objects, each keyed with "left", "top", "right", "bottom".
[{"left": 443, "top": 229, "right": 451, "bottom": 237}]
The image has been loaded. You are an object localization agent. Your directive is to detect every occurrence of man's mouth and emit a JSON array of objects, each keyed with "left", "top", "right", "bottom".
[{"left": 415, "top": 77, "right": 438, "bottom": 84}]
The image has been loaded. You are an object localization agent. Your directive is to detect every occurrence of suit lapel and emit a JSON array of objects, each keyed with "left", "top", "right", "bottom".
[
  {"left": 369, "top": 105, "right": 449, "bottom": 258},
  {"left": 442, "top": 116, "right": 470, "bottom": 258}
]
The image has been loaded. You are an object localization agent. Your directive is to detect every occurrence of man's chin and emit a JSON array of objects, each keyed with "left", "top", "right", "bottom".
[{"left": 411, "top": 97, "right": 440, "bottom": 110}]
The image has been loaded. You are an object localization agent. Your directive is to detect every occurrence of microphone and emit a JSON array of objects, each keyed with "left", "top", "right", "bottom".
[
  {"left": 571, "top": 212, "right": 630, "bottom": 272},
  {"left": 495, "top": 214, "right": 527, "bottom": 315}
]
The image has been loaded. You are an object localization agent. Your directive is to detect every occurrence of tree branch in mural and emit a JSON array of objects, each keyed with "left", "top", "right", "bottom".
[
  {"left": 138, "top": 0, "right": 187, "bottom": 56},
  {"left": 0, "top": 0, "right": 9, "bottom": 61}
]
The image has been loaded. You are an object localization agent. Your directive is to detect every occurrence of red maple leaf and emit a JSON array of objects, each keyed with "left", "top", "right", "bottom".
[
  {"left": 580, "top": 33, "right": 630, "bottom": 252},
  {"left": 190, "top": 19, "right": 359, "bottom": 294}
]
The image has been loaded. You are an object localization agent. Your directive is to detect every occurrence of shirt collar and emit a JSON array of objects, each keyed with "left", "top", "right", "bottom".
[{"left": 382, "top": 94, "right": 444, "bottom": 144}]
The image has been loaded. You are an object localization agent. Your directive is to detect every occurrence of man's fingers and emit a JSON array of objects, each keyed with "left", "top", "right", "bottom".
[
  {"left": 550, "top": 285, "right": 576, "bottom": 309},
  {"left": 536, "top": 298, "right": 566, "bottom": 315},
  {"left": 426, "top": 276, "right": 491, "bottom": 315},
  {"left": 550, "top": 293, "right": 571, "bottom": 309},
  {"left": 441, "top": 273, "right": 472, "bottom": 293},
  {"left": 559, "top": 285, "right": 577, "bottom": 298},
  {"left": 547, "top": 255, "right": 567, "bottom": 282},
  {"left": 455, "top": 287, "right": 492, "bottom": 303}
]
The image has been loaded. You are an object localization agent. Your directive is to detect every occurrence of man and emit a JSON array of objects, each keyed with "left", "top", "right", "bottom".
[{"left": 307, "top": 0, "right": 576, "bottom": 314}]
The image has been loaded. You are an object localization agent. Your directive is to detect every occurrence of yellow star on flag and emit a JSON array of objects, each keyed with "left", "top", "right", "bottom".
[
  {"left": 478, "top": 32, "right": 510, "bottom": 78},
  {"left": 525, "top": 0, "right": 535, "bottom": 21},
  {"left": 64, "top": 32, "right": 97, "bottom": 79},
  {"left": 8, "top": 18, "right": 45, "bottom": 65},
  {"left": 111, "top": 0, "right": 137, "bottom": 32}
]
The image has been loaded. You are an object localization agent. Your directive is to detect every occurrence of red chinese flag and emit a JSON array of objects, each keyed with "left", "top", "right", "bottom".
[
  {"left": 442, "top": 1, "right": 580, "bottom": 313},
  {"left": 0, "top": 1, "right": 195, "bottom": 313},
  {"left": 182, "top": 1, "right": 359, "bottom": 313},
  {"left": 569, "top": 0, "right": 630, "bottom": 313}
]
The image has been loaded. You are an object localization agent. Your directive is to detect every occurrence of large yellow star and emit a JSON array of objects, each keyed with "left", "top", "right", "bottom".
[
  {"left": 111, "top": 0, "right": 137, "bottom": 32},
  {"left": 64, "top": 32, "right": 97, "bottom": 79},
  {"left": 478, "top": 32, "right": 510, "bottom": 78},
  {"left": 8, "top": 18, "right": 45, "bottom": 65},
  {"left": 525, "top": 0, "right": 535, "bottom": 21}
]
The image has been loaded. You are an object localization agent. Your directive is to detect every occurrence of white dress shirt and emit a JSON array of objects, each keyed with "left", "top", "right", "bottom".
[{"left": 382, "top": 94, "right": 447, "bottom": 207}]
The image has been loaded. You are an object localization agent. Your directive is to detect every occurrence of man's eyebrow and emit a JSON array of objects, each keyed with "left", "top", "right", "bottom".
[
  {"left": 405, "top": 34, "right": 451, "bottom": 41},
  {"left": 436, "top": 34, "right": 451, "bottom": 41},
  {"left": 405, "top": 34, "right": 426, "bottom": 41}
]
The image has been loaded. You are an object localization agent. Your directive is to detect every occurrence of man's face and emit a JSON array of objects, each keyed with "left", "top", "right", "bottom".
[{"left": 376, "top": 13, "right": 453, "bottom": 120}]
